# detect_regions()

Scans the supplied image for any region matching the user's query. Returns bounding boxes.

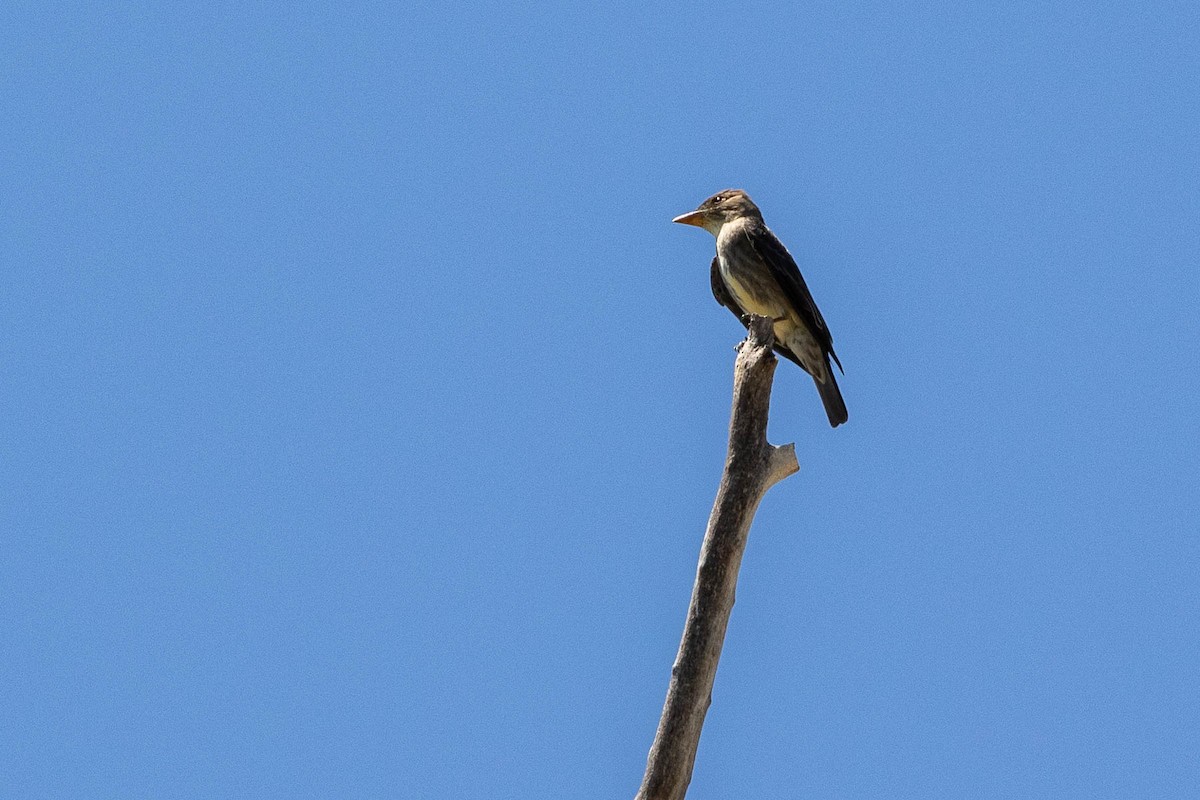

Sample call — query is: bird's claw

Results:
[738,313,787,325]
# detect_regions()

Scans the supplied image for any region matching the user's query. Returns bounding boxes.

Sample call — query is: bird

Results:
[673,189,848,427]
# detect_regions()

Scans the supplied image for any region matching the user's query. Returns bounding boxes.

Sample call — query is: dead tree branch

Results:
[635,315,800,800]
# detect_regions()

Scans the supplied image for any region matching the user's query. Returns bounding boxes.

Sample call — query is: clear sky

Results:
[4,2,1198,798]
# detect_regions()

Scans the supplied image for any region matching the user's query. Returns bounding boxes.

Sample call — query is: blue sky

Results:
[4,2,1198,797]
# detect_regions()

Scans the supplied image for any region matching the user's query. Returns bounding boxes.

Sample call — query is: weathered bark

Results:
[636,315,800,800]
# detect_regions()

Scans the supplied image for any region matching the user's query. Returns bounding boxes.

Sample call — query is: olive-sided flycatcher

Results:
[673,189,848,427]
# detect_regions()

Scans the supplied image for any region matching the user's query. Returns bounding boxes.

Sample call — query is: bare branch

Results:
[636,315,800,800]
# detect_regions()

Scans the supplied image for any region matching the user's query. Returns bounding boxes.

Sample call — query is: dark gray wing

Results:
[709,255,737,312]
[710,255,805,368]
[743,222,843,373]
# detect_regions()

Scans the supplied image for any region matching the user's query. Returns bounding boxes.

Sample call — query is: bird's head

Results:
[672,189,762,236]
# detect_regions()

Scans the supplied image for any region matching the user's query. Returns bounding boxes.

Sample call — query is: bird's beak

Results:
[672,209,707,227]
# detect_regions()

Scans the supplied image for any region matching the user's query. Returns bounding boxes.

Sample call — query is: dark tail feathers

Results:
[814,367,848,428]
